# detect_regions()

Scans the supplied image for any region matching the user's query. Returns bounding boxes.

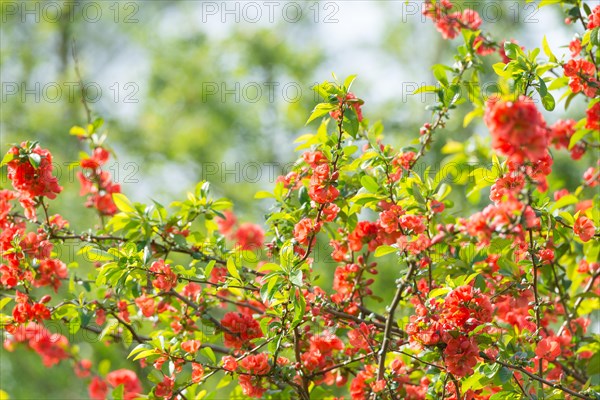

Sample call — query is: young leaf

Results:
[112,193,136,214]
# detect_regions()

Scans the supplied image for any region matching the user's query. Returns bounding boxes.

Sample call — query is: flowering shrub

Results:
[1,1,599,399]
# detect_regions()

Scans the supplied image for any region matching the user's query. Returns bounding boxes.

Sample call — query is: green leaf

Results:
[28,153,41,168]
[257,262,281,272]
[489,392,520,400]
[497,367,512,383]
[128,343,152,359]
[0,297,12,311]
[568,129,590,150]
[537,77,548,97]
[255,191,274,199]
[344,74,357,91]
[202,347,216,364]
[199,260,213,281]
[374,245,397,258]
[69,126,88,137]
[550,194,579,212]
[292,290,306,328]
[591,27,600,47]
[503,42,521,60]
[133,349,159,361]
[343,108,359,137]
[360,175,379,193]
[541,93,555,111]
[112,193,136,214]
[413,85,438,94]
[290,269,303,287]
[432,64,449,86]
[112,384,124,400]
[463,108,483,127]
[226,257,241,281]
[0,153,16,167]
[428,287,451,298]
[542,35,556,62]
[492,62,512,78]
[306,103,336,125]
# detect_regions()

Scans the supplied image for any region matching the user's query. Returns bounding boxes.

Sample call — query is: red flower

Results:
[378,205,405,233]
[239,353,271,398]
[234,223,265,251]
[474,35,496,56]
[192,362,204,383]
[444,337,479,377]
[34,259,68,292]
[221,312,263,349]
[308,183,339,204]
[539,248,554,264]
[88,377,108,400]
[348,323,373,350]
[588,5,600,29]
[6,143,62,200]
[294,218,321,246]
[586,102,600,131]
[154,375,174,399]
[216,210,237,236]
[484,96,549,164]
[135,294,156,317]
[222,355,238,371]
[181,339,202,353]
[149,259,178,291]
[81,147,110,169]
[105,369,142,400]
[399,215,426,235]
[348,221,380,252]
[574,216,595,242]
[74,359,92,378]
[549,119,576,150]
[95,309,106,326]
[569,39,582,57]
[564,59,598,98]
[302,151,327,168]
[536,337,561,361]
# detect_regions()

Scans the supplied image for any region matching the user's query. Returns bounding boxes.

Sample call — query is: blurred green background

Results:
[0,0,594,398]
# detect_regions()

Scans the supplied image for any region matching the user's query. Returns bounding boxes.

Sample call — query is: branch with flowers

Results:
[1,1,599,399]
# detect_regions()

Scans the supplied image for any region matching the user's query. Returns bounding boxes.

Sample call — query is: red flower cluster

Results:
[564,59,598,98]
[5,143,62,220]
[234,223,265,251]
[301,331,344,384]
[549,119,586,160]
[149,259,178,291]
[406,285,492,377]
[588,5,600,29]
[238,353,271,398]
[423,0,482,40]
[11,291,51,324]
[89,369,142,400]
[390,151,416,181]
[574,216,595,242]
[350,359,426,400]
[484,96,549,164]
[78,146,121,216]
[215,211,265,251]
[330,92,364,122]
[6,143,62,200]
[34,259,68,292]
[220,312,263,348]
[294,217,322,246]
[586,102,600,131]
[4,323,69,367]
[303,150,339,204]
